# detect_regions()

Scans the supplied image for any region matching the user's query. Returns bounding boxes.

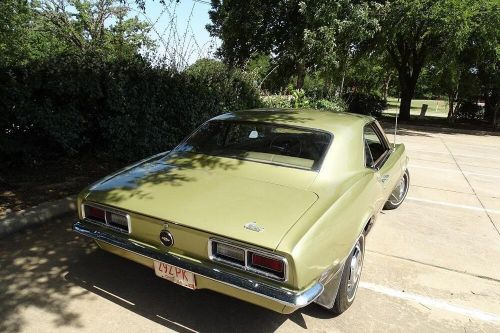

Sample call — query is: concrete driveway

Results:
[1,127,500,332]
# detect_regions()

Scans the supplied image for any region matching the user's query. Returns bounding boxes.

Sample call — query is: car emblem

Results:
[244,222,264,232]
[159,230,174,246]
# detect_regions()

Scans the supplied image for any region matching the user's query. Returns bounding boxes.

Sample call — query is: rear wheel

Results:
[330,234,365,315]
[383,169,410,210]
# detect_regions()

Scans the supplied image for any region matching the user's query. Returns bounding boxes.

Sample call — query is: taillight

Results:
[209,239,287,281]
[82,204,130,233]
[85,206,105,222]
[250,253,284,273]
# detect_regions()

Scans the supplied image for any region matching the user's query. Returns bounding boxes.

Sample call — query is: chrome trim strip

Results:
[73,220,323,308]
[208,237,289,282]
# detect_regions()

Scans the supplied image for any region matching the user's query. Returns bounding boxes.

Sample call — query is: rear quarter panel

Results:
[276,169,380,289]
[276,121,408,290]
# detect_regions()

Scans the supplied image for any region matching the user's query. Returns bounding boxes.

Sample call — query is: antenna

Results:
[393,107,399,150]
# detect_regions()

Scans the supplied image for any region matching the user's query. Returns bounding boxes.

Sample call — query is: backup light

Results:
[216,243,245,265]
[108,212,128,229]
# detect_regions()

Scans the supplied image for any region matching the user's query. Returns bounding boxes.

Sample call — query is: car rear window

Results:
[173,120,332,170]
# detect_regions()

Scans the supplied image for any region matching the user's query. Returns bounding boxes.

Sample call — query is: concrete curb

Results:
[0,196,77,237]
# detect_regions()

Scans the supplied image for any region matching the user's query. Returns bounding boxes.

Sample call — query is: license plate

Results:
[153,261,196,290]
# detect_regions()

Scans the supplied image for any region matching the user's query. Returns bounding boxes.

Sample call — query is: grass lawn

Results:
[385,97,449,118]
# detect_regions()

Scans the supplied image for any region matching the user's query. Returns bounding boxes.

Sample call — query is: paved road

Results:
[1,127,500,332]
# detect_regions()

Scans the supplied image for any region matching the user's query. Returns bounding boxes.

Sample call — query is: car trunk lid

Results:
[84,154,319,250]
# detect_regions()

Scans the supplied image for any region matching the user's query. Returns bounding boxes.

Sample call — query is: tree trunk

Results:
[383,72,392,102]
[398,75,416,121]
[399,90,412,120]
[484,90,498,127]
[296,63,305,90]
[323,77,332,98]
[447,94,454,120]
[339,72,345,96]
[395,59,422,121]
[494,104,498,129]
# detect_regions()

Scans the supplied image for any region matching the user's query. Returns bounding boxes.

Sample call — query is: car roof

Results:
[212,109,374,134]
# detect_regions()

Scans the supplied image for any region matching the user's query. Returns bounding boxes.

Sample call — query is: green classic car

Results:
[73,109,409,314]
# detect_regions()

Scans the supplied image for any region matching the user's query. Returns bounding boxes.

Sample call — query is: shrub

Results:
[261,95,293,108]
[342,92,387,117]
[261,94,346,113]
[0,57,261,163]
[101,59,260,160]
[454,101,484,121]
[291,89,310,108]
[312,98,347,112]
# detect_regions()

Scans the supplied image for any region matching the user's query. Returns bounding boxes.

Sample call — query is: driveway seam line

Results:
[411,184,496,197]
[410,148,500,160]
[406,197,500,214]
[411,164,500,179]
[440,138,500,236]
[367,250,500,284]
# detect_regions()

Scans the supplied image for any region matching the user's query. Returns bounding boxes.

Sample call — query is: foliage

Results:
[379,0,475,120]
[246,54,272,86]
[207,0,378,90]
[419,0,499,123]
[291,89,310,108]
[311,98,347,112]
[261,95,293,109]
[186,59,260,112]
[1,56,260,162]
[261,92,346,112]
[301,0,381,94]
[208,0,497,124]
[0,0,31,67]
[343,92,386,117]
[34,0,155,60]
[2,0,500,170]
[0,1,260,164]
[454,102,484,121]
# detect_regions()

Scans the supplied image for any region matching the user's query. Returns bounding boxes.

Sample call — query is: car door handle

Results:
[378,174,390,184]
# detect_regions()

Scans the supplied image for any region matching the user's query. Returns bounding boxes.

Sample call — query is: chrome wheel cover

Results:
[388,173,408,206]
[346,240,364,302]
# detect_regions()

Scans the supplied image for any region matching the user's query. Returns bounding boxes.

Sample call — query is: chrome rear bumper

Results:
[73,220,323,309]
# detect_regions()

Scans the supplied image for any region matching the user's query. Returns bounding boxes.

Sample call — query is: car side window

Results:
[364,124,387,168]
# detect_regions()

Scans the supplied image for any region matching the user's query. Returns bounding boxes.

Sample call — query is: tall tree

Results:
[379,0,473,120]
[0,0,33,67]
[207,0,310,89]
[301,0,380,95]
[471,0,499,126]
[413,0,499,125]
[207,0,377,91]
[35,0,153,59]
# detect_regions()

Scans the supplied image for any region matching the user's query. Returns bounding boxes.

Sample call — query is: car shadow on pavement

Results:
[0,217,335,332]
[64,248,329,332]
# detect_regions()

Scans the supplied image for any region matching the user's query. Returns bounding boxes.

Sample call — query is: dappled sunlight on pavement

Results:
[0,216,97,333]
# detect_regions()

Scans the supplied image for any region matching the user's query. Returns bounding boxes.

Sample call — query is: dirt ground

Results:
[0,156,125,217]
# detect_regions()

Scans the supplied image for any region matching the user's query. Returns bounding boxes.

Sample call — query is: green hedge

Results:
[0,57,260,163]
